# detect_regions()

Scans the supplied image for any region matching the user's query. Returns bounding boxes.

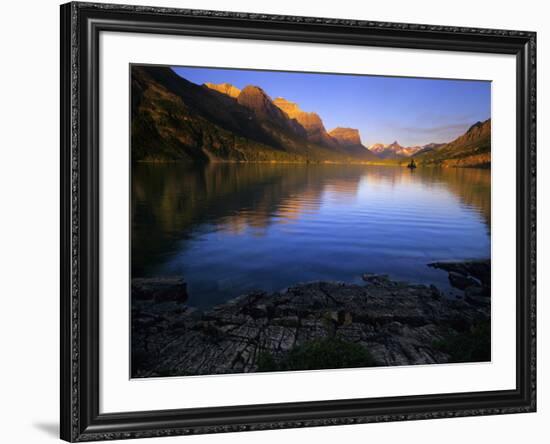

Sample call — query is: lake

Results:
[132,163,490,310]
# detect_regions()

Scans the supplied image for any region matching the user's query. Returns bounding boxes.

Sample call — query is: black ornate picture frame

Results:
[60,2,536,441]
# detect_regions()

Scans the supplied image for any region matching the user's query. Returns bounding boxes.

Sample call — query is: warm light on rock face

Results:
[237,86,307,138]
[204,82,241,98]
[273,97,339,148]
[133,66,490,167]
[272,97,301,117]
[329,127,362,146]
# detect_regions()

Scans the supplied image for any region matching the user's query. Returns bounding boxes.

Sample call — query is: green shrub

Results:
[433,320,491,363]
[257,337,377,372]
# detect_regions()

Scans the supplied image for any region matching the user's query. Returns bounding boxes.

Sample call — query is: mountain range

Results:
[369,141,427,159]
[131,65,490,168]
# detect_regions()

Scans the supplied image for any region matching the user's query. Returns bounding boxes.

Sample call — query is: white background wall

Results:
[0,0,547,443]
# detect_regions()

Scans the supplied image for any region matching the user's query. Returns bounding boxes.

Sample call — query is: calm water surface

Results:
[132,164,490,310]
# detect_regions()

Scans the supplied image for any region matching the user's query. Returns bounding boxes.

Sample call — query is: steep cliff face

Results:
[415,119,491,168]
[328,127,378,160]
[271,97,301,116]
[131,67,306,162]
[131,65,490,167]
[131,66,345,163]
[237,86,284,121]
[329,127,362,146]
[204,82,241,98]
[273,97,339,148]
[237,87,307,139]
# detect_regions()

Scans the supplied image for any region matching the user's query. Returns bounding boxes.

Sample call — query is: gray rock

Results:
[132,277,188,303]
[429,260,490,288]
[276,315,300,328]
[429,284,442,299]
[362,273,390,286]
[447,271,480,290]
[132,264,490,377]
[465,286,490,307]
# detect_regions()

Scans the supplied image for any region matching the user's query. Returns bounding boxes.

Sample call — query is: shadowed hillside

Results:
[131,65,490,168]
[132,66,376,163]
[414,119,491,168]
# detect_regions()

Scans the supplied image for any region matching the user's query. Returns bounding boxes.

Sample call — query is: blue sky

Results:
[172,66,491,147]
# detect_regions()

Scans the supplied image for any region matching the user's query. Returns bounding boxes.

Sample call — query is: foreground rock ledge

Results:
[132,262,490,377]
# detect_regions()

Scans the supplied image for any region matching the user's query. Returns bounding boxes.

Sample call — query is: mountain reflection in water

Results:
[132,163,490,309]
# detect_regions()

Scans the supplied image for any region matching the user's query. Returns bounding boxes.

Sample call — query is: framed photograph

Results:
[60,2,536,441]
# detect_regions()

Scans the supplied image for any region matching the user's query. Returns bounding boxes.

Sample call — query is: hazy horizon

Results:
[171,65,491,148]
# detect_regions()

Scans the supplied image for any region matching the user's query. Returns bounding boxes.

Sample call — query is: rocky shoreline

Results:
[131,260,490,378]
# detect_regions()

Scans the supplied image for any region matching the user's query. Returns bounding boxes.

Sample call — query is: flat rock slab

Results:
[131,265,490,378]
[429,260,490,289]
